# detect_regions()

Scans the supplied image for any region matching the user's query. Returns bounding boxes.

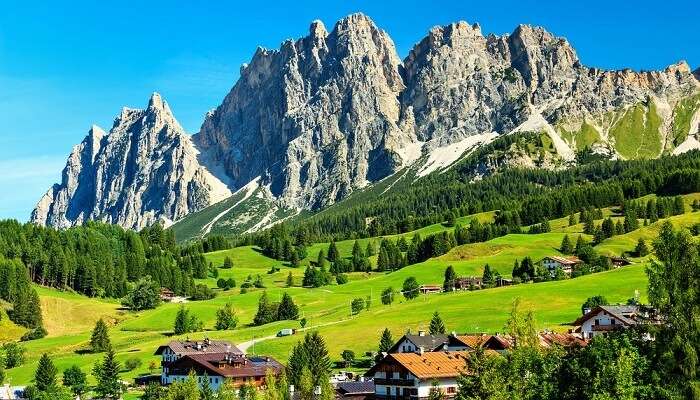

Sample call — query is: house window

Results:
[611,319,616,325]
[447,387,456,394]
[594,319,599,326]
[386,387,391,396]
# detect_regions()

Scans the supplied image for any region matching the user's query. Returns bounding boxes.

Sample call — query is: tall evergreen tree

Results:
[327,241,339,263]
[277,293,299,320]
[90,318,111,353]
[253,291,276,326]
[92,346,122,399]
[429,311,446,335]
[34,353,57,391]
[443,265,456,292]
[379,328,394,353]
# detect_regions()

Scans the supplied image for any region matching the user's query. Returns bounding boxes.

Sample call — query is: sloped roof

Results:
[454,334,491,348]
[337,381,375,395]
[154,340,242,356]
[542,255,582,265]
[388,334,449,353]
[386,351,470,379]
[572,305,640,326]
[168,353,283,378]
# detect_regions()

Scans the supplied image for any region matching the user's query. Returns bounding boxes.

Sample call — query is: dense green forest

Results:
[250,148,700,266]
[0,220,232,337]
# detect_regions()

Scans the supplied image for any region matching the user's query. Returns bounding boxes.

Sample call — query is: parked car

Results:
[277,328,296,337]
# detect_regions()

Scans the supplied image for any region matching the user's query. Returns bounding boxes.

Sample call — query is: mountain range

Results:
[32,13,700,237]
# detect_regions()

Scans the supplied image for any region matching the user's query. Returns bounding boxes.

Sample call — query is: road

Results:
[237,318,347,354]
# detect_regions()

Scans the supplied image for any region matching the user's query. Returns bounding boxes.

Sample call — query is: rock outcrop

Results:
[31,94,231,229]
[33,14,700,231]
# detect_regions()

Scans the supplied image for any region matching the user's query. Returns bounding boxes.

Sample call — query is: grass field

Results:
[4,197,700,391]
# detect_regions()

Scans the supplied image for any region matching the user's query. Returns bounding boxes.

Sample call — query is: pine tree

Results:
[303,332,331,386]
[286,272,294,287]
[365,242,375,257]
[286,341,308,388]
[90,318,111,353]
[482,264,494,285]
[316,249,327,269]
[93,346,122,399]
[290,250,300,268]
[298,367,314,400]
[443,265,456,292]
[568,213,577,226]
[327,241,339,263]
[560,235,573,254]
[378,328,394,353]
[34,353,57,391]
[429,311,446,335]
[253,291,276,326]
[277,293,299,320]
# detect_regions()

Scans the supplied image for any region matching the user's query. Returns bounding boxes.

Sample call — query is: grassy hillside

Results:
[4,196,700,390]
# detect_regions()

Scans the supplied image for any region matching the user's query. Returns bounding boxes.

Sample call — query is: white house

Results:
[573,305,653,339]
[388,331,470,354]
[540,256,582,276]
[366,351,470,399]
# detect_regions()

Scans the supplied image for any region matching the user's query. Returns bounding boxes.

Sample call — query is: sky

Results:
[1,0,698,221]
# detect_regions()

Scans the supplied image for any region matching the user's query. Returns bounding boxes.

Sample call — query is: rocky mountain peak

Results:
[309,19,328,38]
[31,94,232,230]
[35,14,700,235]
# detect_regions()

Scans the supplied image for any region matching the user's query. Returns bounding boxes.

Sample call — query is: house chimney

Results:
[418,347,424,355]
[583,307,591,315]
[418,330,426,337]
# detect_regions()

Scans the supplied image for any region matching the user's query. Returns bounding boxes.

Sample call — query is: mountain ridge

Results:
[32,13,700,233]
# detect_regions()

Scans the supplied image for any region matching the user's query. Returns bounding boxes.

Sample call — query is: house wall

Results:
[395,339,418,353]
[164,374,225,390]
[580,310,624,339]
[373,376,458,399]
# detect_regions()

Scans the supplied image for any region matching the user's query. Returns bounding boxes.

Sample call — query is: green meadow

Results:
[4,196,699,391]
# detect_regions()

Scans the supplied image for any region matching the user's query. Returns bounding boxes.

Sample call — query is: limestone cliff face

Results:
[195,14,411,210]
[33,14,700,231]
[31,94,231,229]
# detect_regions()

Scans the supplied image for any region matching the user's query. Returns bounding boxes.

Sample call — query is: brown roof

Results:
[538,333,588,348]
[387,351,470,379]
[154,339,242,356]
[454,334,491,348]
[168,353,283,378]
[543,256,582,265]
[457,333,585,350]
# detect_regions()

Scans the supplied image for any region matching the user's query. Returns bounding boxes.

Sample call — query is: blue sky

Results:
[1,0,698,221]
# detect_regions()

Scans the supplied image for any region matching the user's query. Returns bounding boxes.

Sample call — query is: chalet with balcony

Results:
[162,352,283,390]
[155,339,283,389]
[572,305,658,339]
[366,351,470,399]
[540,256,582,276]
